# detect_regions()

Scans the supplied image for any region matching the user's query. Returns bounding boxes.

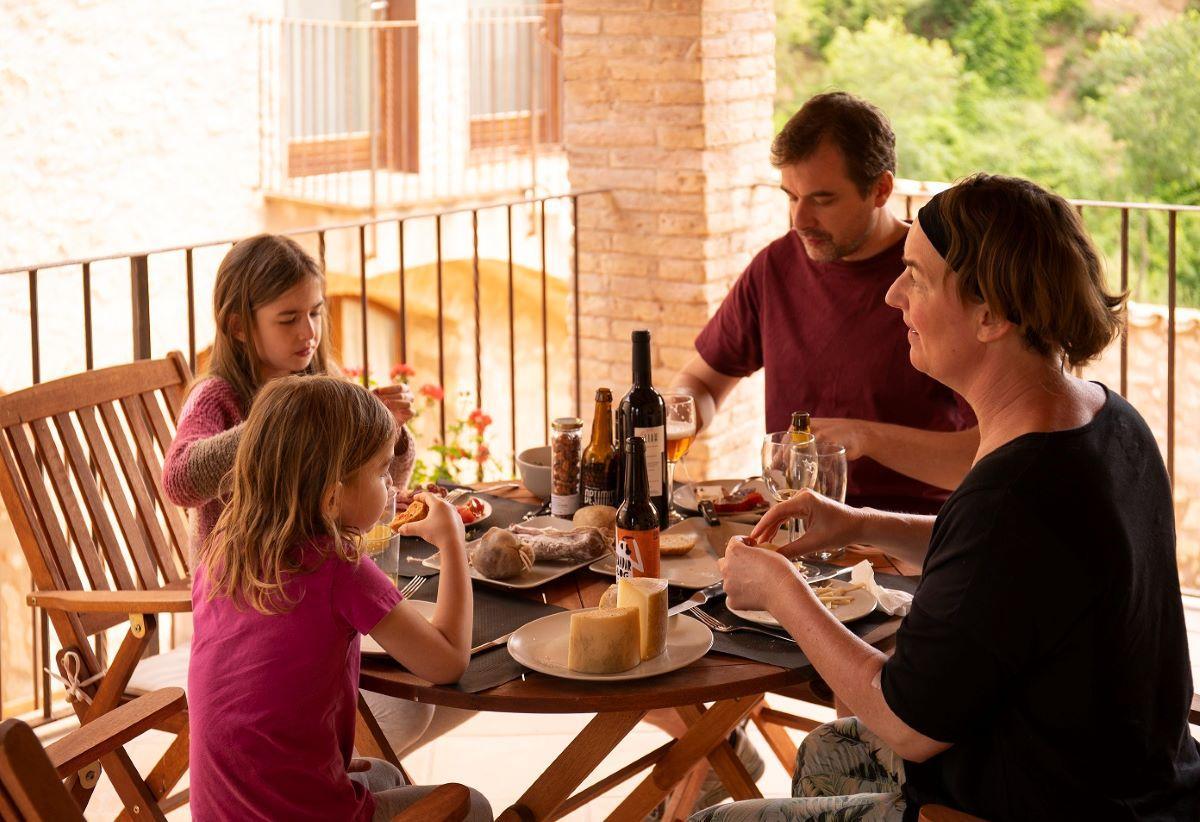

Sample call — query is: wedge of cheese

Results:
[598,583,619,610]
[567,607,641,674]
[616,577,669,661]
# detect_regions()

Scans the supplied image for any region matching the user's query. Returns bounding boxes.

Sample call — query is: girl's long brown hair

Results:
[203,234,337,412]
[201,375,396,614]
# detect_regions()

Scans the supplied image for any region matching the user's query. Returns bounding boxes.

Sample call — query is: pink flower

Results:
[419,384,444,401]
[390,362,416,381]
[343,366,363,379]
[474,444,490,464]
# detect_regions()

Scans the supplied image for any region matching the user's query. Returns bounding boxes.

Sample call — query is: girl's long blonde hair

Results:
[203,234,337,412]
[201,375,396,614]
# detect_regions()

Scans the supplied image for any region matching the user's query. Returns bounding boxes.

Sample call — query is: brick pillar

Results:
[563,0,782,479]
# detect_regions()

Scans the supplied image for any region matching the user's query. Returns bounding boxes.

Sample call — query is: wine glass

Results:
[662,392,697,524]
[806,442,848,561]
[761,431,818,545]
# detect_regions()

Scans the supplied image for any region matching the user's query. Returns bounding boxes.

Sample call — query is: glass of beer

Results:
[761,431,818,545]
[663,392,697,523]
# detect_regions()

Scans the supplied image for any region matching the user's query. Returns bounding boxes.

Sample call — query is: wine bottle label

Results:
[615,527,660,579]
[551,492,581,517]
[634,425,665,497]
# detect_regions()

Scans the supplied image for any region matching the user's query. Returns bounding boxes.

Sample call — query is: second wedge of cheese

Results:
[567,607,641,674]
[617,577,669,661]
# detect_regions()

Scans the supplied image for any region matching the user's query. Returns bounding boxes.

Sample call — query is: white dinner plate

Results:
[424,516,605,590]
[507,608,713,682]
[588,518,753,589]
[673,478,770,519]
[728,579,877,626]
[362,599,435,656]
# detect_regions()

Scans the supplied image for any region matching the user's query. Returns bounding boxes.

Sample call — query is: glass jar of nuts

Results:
[550,417,583,517]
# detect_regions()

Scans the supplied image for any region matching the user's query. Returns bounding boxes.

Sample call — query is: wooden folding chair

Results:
[0,353,195,817]
[0,686,471,822]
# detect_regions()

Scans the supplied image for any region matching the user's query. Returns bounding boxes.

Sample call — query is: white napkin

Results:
[849,560,913,617]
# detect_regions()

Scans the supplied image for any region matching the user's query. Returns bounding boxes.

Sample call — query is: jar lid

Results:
[552,417,583,431]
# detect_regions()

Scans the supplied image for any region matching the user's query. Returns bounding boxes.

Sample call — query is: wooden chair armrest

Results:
[45,687,187,776]
[27,587,192,614]
[918,805,987,822]
[391,783,471,822]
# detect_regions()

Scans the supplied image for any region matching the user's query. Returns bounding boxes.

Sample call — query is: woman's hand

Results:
[809,417,873,461]
[373,383,415,429]
[719,537,802,612]
[396,493,465,550]
[750,489,864,559]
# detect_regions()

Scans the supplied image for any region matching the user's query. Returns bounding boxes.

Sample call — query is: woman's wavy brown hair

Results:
[203,234,337,413]
[201,375,396,614]
[936,174,1126,367]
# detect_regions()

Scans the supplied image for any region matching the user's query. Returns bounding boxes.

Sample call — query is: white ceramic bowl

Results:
[517,445,552,501]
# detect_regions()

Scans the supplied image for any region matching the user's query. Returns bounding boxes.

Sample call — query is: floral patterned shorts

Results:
[689,717,907,822]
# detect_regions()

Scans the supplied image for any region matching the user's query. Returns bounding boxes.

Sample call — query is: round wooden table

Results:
[357,485,905,821]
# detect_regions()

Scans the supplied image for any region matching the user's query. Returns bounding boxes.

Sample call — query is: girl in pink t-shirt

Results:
[188,375,491,821]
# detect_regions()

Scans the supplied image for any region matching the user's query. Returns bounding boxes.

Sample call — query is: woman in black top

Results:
[696,174,1200,821]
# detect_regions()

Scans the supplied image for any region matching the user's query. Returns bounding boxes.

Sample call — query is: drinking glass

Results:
[805,442,848,561]
[761,431,818,545]
[367,486,401,586]
[663,392,697,524]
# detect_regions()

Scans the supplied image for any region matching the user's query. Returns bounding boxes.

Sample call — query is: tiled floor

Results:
[36,598,1200,820]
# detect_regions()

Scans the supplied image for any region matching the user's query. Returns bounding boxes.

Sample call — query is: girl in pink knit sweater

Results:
[163,234,469,758]
[163,233,416,549]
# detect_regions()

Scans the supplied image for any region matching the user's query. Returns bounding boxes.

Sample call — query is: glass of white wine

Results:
[663,392,697,524]
[806,441,848,561]
[761,431,818,546]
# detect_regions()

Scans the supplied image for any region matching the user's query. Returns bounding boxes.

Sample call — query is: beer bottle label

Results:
[551,492,581,518]
[582,487,617,507]
[615,527,660,579]
[634,426,664,497]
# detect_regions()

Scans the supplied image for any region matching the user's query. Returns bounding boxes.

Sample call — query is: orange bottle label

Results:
[615,528,660,579]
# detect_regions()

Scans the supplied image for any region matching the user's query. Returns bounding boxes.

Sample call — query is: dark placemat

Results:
[395,572,564,693]
[391,490,543,578]
[696,573,920,669]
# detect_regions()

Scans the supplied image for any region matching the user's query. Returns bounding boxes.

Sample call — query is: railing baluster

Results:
[1119,209,1129,398]
[185,249,196,374]
[436,215,447,445]
[318,229,326,272]
[1167,210,1177,487]
[508,205,517,476]
[359,225,370,387]
[541,199,549,443]
[572,194,581,418]
[130,255,151,361]
[82,263,94,371]
[473,209,482,411]
[398,220,407,364]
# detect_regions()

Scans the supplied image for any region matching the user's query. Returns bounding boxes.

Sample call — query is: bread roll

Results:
[389,498,429,531]
[470,528,535,580]
[573,505,617,534]
[659,533,698,556]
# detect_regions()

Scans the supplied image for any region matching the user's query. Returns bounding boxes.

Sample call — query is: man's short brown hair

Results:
[771,92,896,196]
[933,174,1126,367]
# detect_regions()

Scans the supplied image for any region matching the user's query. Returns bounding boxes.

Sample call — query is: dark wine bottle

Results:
[616,329,668,527]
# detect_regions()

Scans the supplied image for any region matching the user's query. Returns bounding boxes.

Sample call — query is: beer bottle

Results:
[581,388,620,507]
[788,411,811,443]
[615,436,660,579]
[616,329,668,527]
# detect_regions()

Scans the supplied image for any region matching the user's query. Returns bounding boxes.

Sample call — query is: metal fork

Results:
[399,575,427,599]
[688,608,795,643]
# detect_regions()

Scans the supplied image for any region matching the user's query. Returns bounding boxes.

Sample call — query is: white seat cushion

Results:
[125,643,190,695]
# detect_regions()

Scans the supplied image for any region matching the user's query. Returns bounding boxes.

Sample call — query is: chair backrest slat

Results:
[111,398,184,584]
[0,433,60,590]
[27,419,111,591]
[53,412,145,590]
[74,406,157,588]
[0,719,85,821]
[4,425,82,593]
[134,393,190,565]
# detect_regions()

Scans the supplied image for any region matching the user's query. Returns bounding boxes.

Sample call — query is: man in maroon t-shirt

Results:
[672,93,978,515]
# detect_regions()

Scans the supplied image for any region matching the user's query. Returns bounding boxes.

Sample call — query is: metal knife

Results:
[667,581,725,616]
[697,499,720,527]
[470,631,514,656]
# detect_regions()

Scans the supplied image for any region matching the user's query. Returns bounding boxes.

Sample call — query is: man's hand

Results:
[810,417,874,461]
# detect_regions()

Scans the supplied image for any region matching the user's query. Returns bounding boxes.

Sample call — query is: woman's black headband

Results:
[916,191,951,260]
